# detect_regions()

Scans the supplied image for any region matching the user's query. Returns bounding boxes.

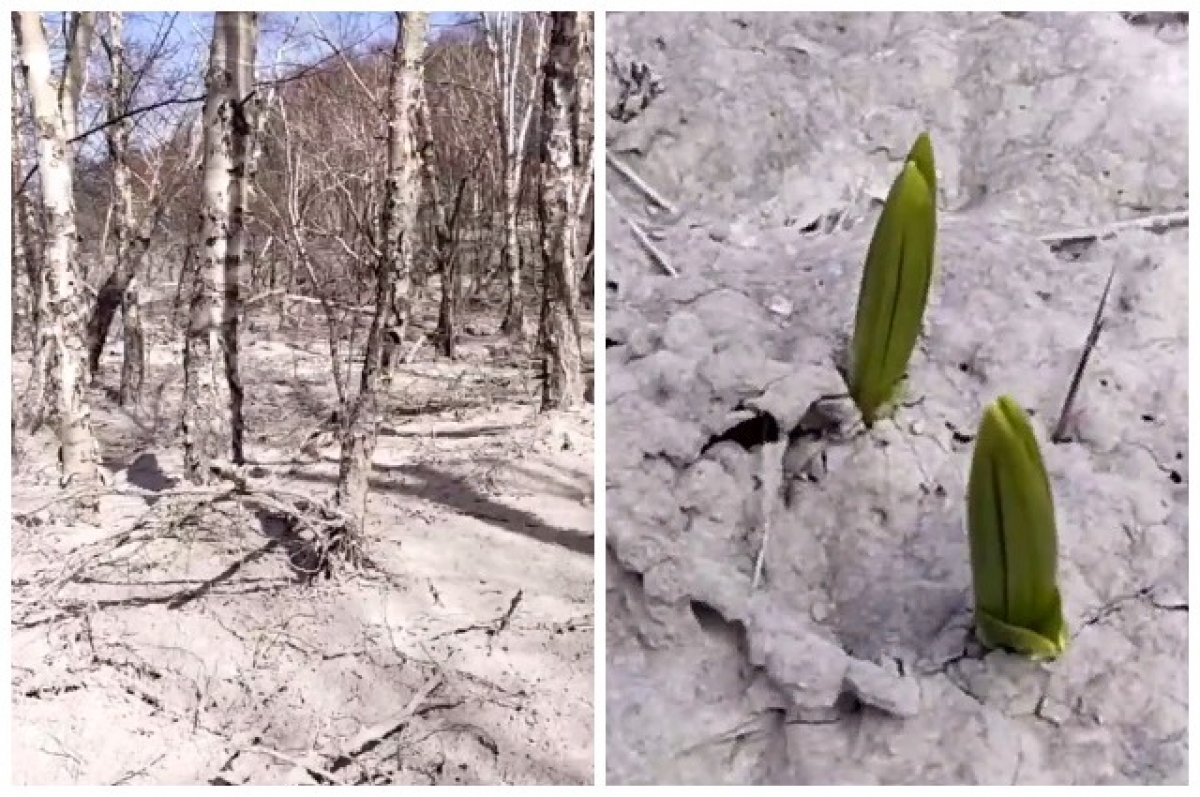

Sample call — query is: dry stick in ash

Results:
[606,151,679,216]
[752,439,786,591]
[1052,262,1117,443]
[1039,210,1188,248]
[608,192,677,277]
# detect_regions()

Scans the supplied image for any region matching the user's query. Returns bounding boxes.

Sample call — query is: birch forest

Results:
[10,11,594,785]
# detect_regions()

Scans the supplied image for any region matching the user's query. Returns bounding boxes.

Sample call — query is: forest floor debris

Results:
[11,289,595,785]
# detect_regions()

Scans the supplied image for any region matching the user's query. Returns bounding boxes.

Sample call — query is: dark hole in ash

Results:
[690,599,725,631]
[701,410,781,454]
[689,599,751,662]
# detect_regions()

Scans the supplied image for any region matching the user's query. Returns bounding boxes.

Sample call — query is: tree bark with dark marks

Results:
[538,12,585,411]
[222,12,259,465]
[572,12,595,303]
[13,11,101,487]
[334,12,428,537]
[183,11,256,482]
[11,71,35,354]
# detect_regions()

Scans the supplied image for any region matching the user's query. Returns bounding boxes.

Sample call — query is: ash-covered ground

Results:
[605,11,1187,785]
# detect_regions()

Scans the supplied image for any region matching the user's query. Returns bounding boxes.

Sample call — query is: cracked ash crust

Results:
[605,216,1187,783]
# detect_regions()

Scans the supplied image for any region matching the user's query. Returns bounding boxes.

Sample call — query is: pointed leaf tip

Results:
[905,131,936,201]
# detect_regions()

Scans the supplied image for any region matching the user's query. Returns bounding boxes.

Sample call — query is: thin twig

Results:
[341,672,445,760]
[244,288,285,307]
[1039,210,1188,246]
[608,192,677,277]
[753,440,785,591]
[403,334,426,364]
[752,504,770,591]
[606,151,679,215]
[1052,263,1117,443]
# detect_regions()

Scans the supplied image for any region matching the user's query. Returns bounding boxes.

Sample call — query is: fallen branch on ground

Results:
[607,151,679,215]
[17,463,363,611]
[1039,210,1187,247]
[608,191,678,277]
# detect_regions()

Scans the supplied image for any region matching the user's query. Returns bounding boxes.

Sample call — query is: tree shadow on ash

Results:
[289,464,594,557]
[118,528,301,611]
[122,452,178,493]
[501,462,592,503]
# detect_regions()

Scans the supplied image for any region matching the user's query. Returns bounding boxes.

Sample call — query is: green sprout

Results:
[847,132,937,426]
[966,395,1068,660]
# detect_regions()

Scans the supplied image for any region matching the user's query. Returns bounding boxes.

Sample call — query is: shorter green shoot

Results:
[966,395,1068,660]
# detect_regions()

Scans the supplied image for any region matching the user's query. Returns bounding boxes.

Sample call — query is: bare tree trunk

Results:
[16,13,90,430]
[335,11,428,536]
[14,11,100,486]
[484,12,547,338]
[58,12,95,145]
[499,159,524,335]
[538,12,584,411]
[87,206,162,375]
[77,11,122,375]
[20,168,51,424]
[417,89,468,359]
[183,12,239,483]
[89,101,193,379]
[11,73,32,352]
[434,176,469,359]
[90,12,146,406]
[572,14,595,304]
[222,11,259,464]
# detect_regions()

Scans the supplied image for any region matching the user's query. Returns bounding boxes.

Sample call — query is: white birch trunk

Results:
[222,11,259,464]
[335,12,428,535]
[14,11,100,486]
[11,72,32,351]
[484,12,548,338]
[572,14,594,281]
[182,11,238,482]
[58,12,94,147]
